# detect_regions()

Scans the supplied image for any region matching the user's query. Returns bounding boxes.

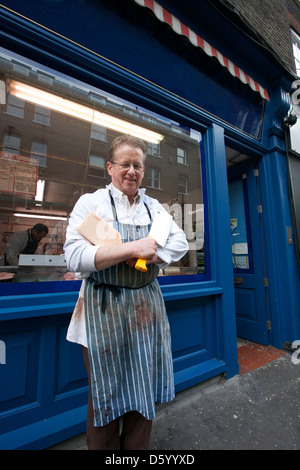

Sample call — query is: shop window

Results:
[13,62,30,77]
[2,132,21,154]
[5,94,24,119]
[88,154,106,179]
[34,105,50,126]
[147,142,160,157]
[291,29,300,77]
[91,123,107,142]
[177,147,186,165]
[31,140,47,168]
[178,175,188,195]
[0,47,208,286]
[146,167,161,189]
[89,154,105,168]
[228,175,253,272]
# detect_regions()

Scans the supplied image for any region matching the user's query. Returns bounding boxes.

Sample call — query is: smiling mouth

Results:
[124,178,136,183]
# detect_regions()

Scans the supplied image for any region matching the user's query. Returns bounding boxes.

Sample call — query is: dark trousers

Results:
[82,346,153,450]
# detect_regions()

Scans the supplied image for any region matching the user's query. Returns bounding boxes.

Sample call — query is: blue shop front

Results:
[0,0,299,449]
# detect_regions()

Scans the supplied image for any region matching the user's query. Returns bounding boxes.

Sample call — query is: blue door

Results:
[228,160,269,345]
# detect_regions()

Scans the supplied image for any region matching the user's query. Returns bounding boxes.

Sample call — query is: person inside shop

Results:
[64,134,189,450]
[4,223,49,266]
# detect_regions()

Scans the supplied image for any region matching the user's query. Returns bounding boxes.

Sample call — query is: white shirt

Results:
[64,183,189,273]
[64,183,189,346]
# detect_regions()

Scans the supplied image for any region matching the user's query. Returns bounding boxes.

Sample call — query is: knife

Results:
[135,210,172,272]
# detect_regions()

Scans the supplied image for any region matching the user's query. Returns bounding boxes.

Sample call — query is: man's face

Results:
[32,230,47,242]
[107,144,145,201]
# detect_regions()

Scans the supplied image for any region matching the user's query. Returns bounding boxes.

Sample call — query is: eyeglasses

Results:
[110,162,144,172]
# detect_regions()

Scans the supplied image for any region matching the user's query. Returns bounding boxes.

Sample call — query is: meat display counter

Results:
[0,254,68,282]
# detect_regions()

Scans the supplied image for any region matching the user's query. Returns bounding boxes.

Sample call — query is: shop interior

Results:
[0,48,206,283]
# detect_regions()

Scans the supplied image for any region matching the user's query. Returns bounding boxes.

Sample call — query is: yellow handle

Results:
[135,258,148,272]
[135,235,153,272]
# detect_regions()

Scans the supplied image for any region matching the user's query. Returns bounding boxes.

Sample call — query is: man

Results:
[64,134,188,450]
[4,223,48,266]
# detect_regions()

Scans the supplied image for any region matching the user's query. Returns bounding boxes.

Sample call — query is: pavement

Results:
[49,348,300,451]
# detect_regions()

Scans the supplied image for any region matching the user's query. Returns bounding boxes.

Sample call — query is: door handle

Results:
[234,277,244,284]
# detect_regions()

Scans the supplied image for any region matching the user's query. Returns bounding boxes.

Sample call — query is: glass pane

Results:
[0,47,206,283]
[228,176,250,270]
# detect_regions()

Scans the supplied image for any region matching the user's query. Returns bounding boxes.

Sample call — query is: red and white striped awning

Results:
[134,0,270,101]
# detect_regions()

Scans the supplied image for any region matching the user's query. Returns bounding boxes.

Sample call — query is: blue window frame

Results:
[0,48,210,296]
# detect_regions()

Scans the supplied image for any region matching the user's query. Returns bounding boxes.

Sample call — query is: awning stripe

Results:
[134,0,270,101]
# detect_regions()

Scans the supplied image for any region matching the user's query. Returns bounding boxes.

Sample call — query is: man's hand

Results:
[95,237,157,271]
[130,237,158,260]
[126,238,163,268]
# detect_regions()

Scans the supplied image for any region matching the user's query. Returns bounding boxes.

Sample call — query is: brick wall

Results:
[219,0,298,75]
[288,0,300,35]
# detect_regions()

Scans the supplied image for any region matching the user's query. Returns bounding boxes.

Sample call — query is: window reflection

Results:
[0,48,206,282]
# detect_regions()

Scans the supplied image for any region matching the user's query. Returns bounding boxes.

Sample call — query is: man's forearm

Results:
[94,237,157,271]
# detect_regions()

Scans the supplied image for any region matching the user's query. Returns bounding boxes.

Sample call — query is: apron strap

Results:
[144,201,152,222]
[109,190,119,222]
[21,229,39,254]
[93,279,156,311]
[94,282,121,313]
[109,190,152,223]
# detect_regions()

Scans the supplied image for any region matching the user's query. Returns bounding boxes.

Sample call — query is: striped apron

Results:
[84,195,175,427]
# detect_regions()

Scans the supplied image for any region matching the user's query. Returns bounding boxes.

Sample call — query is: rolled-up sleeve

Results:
[64,189,189,273]
[156,223,189,267]
[148,200,189,268]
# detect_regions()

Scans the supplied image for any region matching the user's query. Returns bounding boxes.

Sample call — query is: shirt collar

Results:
[107,182,146,204]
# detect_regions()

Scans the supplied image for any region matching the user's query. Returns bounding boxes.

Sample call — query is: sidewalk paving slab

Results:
[49,353,300,451]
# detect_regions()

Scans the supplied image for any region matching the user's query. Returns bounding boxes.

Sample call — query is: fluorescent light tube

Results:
[10,81,164,144]
[35,179,45,201]
[13,212,67,221]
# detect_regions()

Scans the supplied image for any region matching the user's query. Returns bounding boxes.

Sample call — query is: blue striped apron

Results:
[84,194,175,427]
